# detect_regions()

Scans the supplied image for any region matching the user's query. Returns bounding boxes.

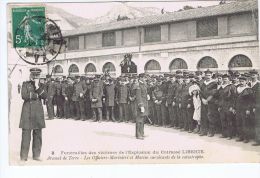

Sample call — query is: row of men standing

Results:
[42,69,260,145]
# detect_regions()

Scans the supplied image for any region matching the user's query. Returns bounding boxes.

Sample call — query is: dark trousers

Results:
[176,105,183,128]
[148,101,155,124]
[200,104,208,134]
[46,96,54,119]
[186,108,194,131]
[161,104,168,126]
[130,101,137,122]
[85,99,92,119]
[182,107,189,130]
[219,109,234,137]
[105,106,115,121]
[155,104,162,125]
[56,95,64,118]
[93,107,103,121]
[63,99,71,119]
[71,101,80,119]
[207,103,218,135]
[172,106,178,127]
[136,116,144,138]
[236,110,251,140]
[79,99,86,120]
[168,104,175,127]
[119,103,128,122]
[20,129,42,160]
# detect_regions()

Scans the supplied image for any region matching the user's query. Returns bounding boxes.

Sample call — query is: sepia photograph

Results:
[6,0,260,166]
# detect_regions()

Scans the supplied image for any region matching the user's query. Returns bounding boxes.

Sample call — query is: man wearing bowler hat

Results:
[19,68,47,161]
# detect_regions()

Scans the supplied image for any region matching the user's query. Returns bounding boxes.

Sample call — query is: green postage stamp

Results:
[12,6,46,48]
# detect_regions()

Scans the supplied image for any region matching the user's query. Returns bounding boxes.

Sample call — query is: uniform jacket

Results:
[136,81,148,116]
[129,83,137,102]
[19,81,46,129]
[200,80,218,104]
[175,81,183,104]
[152,86,163,104]
[235,86,254,111]
[116,82,128,104]
[90,80,103,108]
[55,82,62,96]
[181,82,193,108]
[217,83,237,110]
[166,82,176,104]
[46,81,56,97]
[104,81,115,107]
[62,83,74,100]
[250,81,260,108]
[72,80,85,101]
[161,81,169,104]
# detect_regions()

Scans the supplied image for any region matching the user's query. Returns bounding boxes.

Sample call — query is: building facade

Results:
[48,0,259,77]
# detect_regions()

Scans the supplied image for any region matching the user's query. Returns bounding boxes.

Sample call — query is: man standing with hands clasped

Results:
[19,68,47,162]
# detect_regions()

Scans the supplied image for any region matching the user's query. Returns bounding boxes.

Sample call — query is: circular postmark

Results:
[14,15,64,65]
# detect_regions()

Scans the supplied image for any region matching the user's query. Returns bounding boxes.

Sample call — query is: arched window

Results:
[169,58,188,70]
[54,65,63,74]
[102,62,116,73]
[68,64,79,73]
[144,60,161,72]
[85,63,96,73]
[228,55,252,68]
[197,56,218,69]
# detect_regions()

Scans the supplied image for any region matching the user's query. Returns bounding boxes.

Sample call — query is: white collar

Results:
[221,83,231,89]
[251,80,260,88]
[204,79,215,86]
[237,85,250,94]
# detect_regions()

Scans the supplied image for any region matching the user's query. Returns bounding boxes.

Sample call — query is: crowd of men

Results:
[35,69,260,145]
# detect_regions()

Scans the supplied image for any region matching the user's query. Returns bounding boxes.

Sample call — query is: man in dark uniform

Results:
[128,76,138,123]
[161,74,169,127]
[181,73,193,132]
[90,75,103,122]
[175,70,183,129]
[147,77,156,125]
[200,69,218,137]
[235,74,254,143]
[135,73,148,140]
[62,77,73,119]
[116,77,129,122]
[45,75,56,120]
[55,77,64,118]
[217,74,237,139]
[20,68,46,161]
[103,75,116,122]
[251,70,260,146]
[152,79,164,126]
[84,77,92,120]
[71,76,85,120]
[166,74,177,128]
[249,69,260,143]
[79,76,87,121]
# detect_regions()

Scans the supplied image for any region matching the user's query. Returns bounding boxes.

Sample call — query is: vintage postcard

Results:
[7,0,260,166]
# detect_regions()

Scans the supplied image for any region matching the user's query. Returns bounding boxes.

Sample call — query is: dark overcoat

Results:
[254,83,260,142]
[136,81,148,116]
[104,82,115,107]
[19,81,46,129]
[90,80,103,108]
